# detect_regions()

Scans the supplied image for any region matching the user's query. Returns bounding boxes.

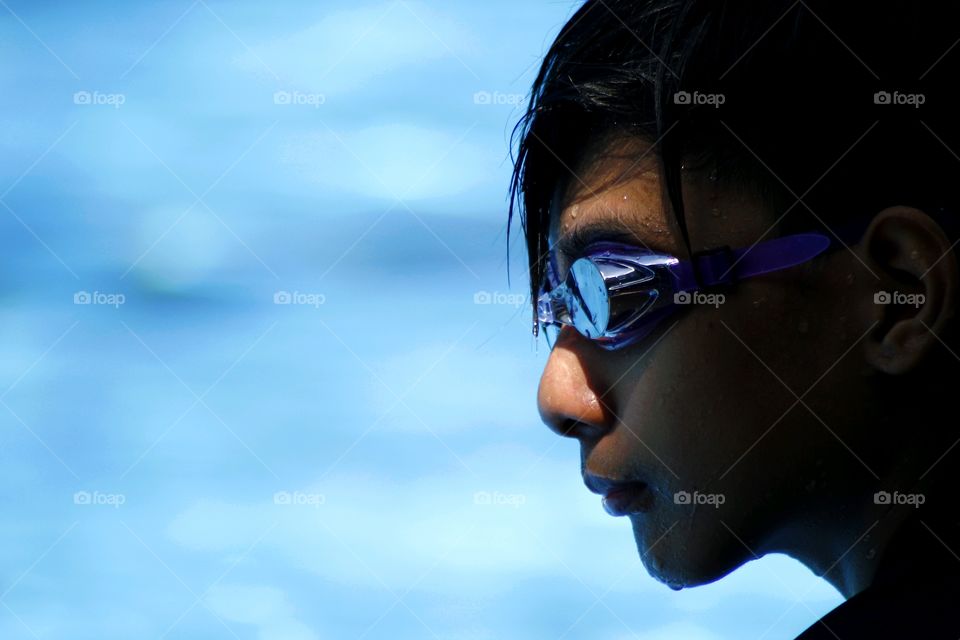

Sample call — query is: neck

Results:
[775,461,960,598]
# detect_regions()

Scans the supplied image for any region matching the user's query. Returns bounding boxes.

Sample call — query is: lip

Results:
[583,473,652,517]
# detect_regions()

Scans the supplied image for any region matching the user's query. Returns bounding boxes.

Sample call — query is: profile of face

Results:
[535,136,958,595]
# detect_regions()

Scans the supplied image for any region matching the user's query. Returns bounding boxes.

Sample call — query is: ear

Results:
[860,206,958,375]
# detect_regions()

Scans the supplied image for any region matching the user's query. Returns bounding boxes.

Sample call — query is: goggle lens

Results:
[567,258,611,339]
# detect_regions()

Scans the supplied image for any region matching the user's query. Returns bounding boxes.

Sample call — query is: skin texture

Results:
[536,136,959,596]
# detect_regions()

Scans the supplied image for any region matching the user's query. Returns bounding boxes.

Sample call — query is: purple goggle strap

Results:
[676,232,829,291]
[650,206,960,291]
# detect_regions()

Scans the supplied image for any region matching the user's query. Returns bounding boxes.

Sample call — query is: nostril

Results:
[539,383,613,440]
[559,419,606,441]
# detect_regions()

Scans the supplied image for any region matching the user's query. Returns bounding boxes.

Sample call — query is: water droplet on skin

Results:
[623,194,629,201]
[582,390,597,407]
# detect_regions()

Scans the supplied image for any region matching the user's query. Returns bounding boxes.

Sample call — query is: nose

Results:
[537,326,614,441]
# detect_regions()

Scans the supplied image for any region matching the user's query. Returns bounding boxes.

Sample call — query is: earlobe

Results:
[860,206,958,375]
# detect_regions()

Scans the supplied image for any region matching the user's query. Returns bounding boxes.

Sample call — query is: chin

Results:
[631,516,744,590]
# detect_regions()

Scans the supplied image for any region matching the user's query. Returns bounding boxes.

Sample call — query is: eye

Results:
[560,227,637,260]
[553,227,640,282]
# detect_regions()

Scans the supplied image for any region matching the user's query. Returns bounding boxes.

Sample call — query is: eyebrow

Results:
[554,219,670,259]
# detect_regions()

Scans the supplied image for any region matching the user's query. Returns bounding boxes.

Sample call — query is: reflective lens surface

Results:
[568,258,610,338]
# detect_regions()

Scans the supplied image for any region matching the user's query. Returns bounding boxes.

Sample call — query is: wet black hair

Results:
[509,0,960,329]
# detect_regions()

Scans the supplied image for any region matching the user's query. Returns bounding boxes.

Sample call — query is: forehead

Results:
[548,136,776,257]
[549,137,683,256]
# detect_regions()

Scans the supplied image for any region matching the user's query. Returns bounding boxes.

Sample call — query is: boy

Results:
[511,1,960,636]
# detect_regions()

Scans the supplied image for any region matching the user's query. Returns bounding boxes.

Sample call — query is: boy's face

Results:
[536,137,893,589]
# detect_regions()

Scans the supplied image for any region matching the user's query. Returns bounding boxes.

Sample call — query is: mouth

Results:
[583,472,652,517]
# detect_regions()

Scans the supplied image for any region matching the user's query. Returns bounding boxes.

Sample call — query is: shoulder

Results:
[795,575,960,639]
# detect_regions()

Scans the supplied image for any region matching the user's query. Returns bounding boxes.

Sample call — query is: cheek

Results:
[609,300,799,492]
[601,288,849,585]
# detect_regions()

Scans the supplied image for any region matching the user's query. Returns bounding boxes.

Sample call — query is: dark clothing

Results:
[795,571,960,638]
[796,512,960,639]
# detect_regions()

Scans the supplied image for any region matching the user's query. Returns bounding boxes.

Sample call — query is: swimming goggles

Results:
[536,232,836,350]
[535,207,960,351]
